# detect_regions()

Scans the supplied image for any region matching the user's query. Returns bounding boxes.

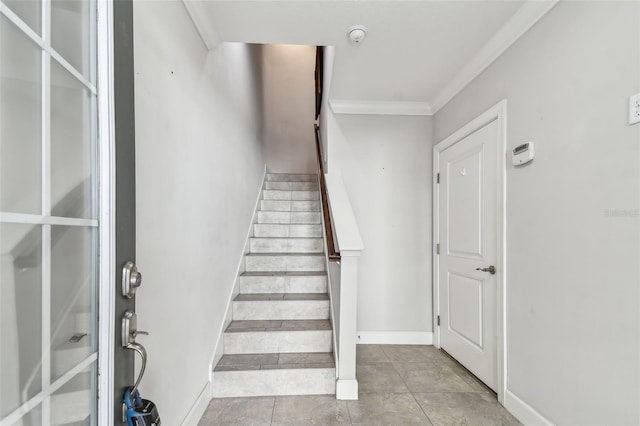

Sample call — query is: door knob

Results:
[476,265,496,275]
[122,261,142,299]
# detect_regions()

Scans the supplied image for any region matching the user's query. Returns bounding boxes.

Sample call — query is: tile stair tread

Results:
[245,253,324,257]
[234,293,329,301]
[258,210,319,216]
[254,222,322,225]
[257,210,321,213]
[226,319,331,333]
[215,352,334,371]
[256,222,322,225]
[262,191,320,194]
[266,174,317,181]
[240,271,326,277]
[249,237,324,240]
[247,250,324,255]
[257,209,321,213]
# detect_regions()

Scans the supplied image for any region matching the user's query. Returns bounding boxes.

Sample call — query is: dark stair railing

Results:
[315,124,340,262]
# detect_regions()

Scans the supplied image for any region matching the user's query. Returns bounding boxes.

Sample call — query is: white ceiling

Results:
[194,0,555,113]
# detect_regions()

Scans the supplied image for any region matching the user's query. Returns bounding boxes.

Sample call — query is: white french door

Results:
[0,0,106,424]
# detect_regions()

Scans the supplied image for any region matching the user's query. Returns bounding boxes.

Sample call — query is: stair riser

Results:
[250,238,324,254]
[211,368,335,398]
[233,300,329,320]
[257,211,321,224]
[254,224,322,238]
[266,174,317,182]
[265,181,318,191]
[224,330,332,354]
[263,190,319,201]
[239,275,327,294]
[245,255,325,272]
[260,200,320,212]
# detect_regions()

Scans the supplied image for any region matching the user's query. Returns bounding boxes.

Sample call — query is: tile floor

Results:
[199,345,521,425]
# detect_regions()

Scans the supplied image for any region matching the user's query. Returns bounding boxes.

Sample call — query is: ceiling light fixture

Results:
[348,25,367,44]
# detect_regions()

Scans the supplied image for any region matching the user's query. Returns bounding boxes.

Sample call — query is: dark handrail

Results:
[315,125,340,261]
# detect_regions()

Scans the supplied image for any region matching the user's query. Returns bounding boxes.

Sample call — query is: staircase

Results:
[211,173,335,398]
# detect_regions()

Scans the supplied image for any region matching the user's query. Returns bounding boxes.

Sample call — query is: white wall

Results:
[328,112,433,337]
[262,44,316,174]
[433,2,640,424]
[133,1,265,424]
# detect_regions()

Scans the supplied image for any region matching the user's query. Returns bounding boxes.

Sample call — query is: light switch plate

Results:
[630,93,640,125]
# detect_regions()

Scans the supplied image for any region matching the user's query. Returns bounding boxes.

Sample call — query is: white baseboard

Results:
[208,165,267,380]
[504,389,554,426]
[181,382,212,426]
[356,331,433,345]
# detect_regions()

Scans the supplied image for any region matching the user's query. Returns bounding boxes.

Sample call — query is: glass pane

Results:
[0,223,42,418]
[51,0,95,83]
[0,15,42,214]
[50,364,96,425]
[3,0,41,35]
[50,226,96,381]
[5,402,43,426]
[51,61,95,219]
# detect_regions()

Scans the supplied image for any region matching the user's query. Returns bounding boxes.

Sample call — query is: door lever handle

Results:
[476,265,496,275]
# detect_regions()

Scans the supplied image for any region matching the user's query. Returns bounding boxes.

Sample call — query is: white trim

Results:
[0,212,98,227]
[431,1,558,113]
[42,44,51,217]
[356,331,433,345]
[208,165,267,380]
[327,268,339,377]
[317,174,340,376]
[504,389,554,426]
[41,0,52,416]
[181,382,212,426]
[97,0,116,423]
[432,138,440,350]
[330,100,433,116]
[182,0,221,50]
[432,100,508,403]
[41,224,52,421]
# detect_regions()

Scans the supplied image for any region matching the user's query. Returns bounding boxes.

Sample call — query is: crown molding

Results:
[182,0,221,50]
[430,0,560,114]
[330,100,433,116]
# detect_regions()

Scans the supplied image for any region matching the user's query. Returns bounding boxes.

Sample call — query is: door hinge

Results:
[436,173,440,183]
[437,315,440,326]
[436,243,440,255]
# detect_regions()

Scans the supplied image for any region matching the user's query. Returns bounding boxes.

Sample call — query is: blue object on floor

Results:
[124,386,161,426]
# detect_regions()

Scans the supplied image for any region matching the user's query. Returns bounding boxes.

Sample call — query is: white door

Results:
[437,119,499,391]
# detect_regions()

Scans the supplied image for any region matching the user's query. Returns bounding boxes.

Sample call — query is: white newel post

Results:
[325,172,364,401]
[336,250,361,400]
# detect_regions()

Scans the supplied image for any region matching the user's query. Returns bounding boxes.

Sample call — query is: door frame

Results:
[97,0,116,423]
[432,100,507,403]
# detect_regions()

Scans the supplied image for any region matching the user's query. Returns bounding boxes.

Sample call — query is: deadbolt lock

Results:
[122,261,142,299]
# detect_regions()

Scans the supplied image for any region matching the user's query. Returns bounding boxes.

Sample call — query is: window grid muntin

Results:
[0,0,99,424]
